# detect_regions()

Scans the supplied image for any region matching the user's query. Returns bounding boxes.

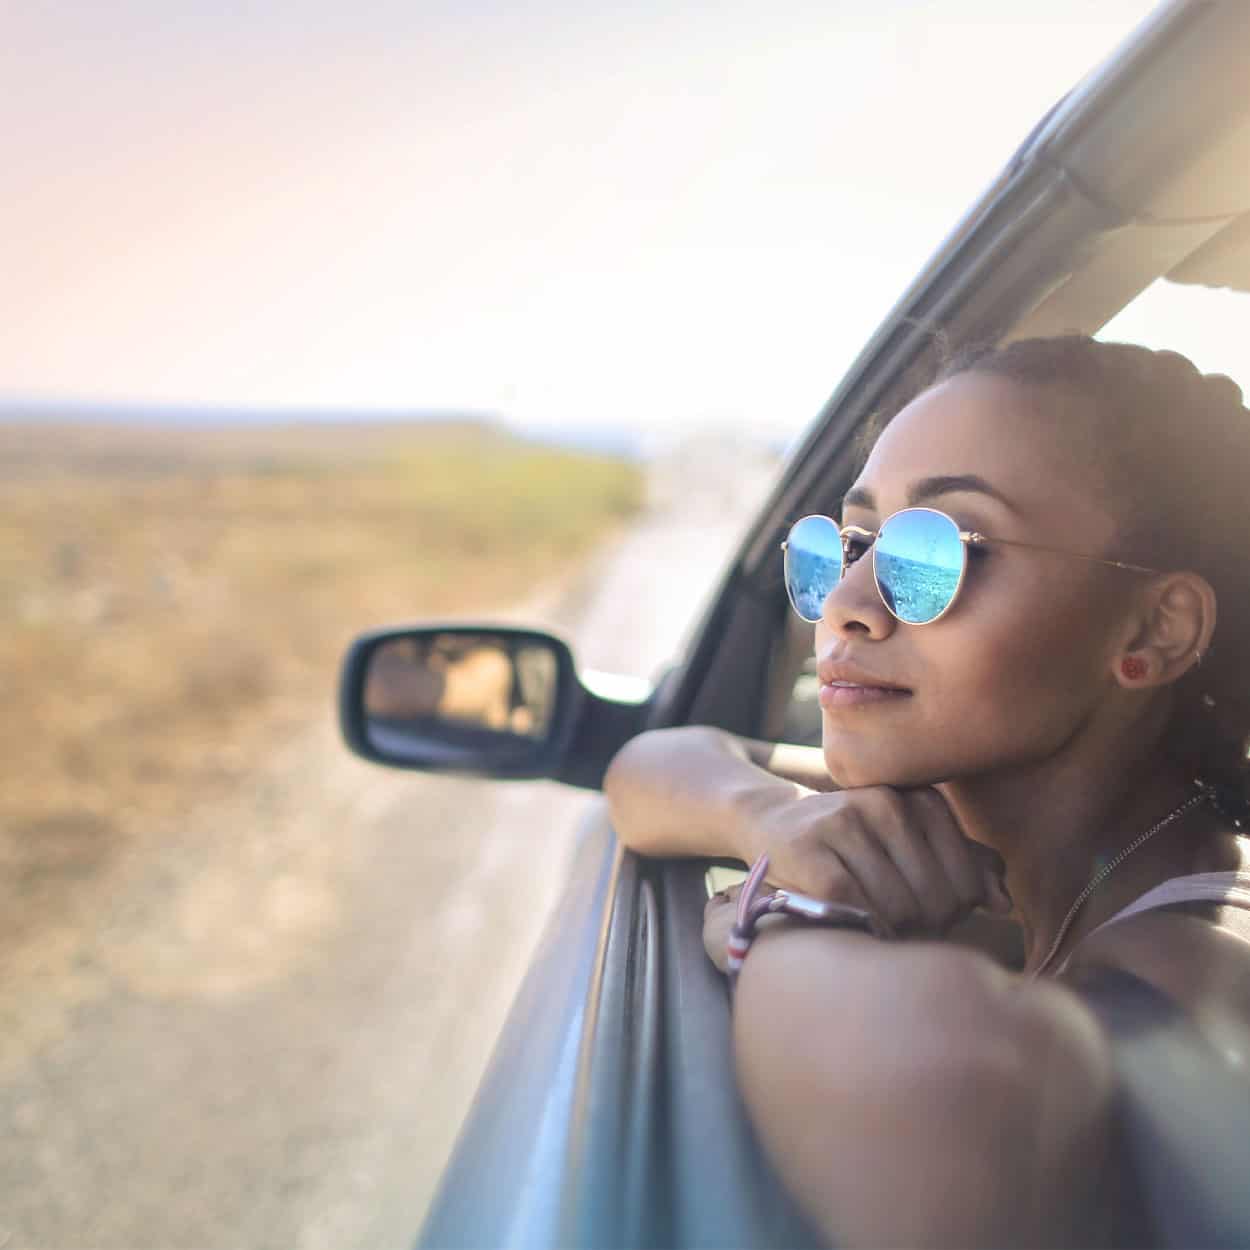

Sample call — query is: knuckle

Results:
[913,786,948,813]
[833,818,869,853]
[775,823,814,856]
[872,785,907,816]
[875,818,909,853]
[912,788,954,831]
[850,786,893,821]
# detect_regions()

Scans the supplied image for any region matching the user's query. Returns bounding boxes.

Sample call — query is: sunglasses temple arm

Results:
[969,533,1159,575]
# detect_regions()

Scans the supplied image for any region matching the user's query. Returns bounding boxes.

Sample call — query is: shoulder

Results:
[1059,908,1250,1247]
[1064,899,1250,1036]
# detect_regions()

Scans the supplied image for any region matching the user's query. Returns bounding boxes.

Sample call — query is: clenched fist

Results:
[732,784,1012,938]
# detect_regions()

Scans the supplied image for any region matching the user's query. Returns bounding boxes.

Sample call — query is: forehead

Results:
[856,373,1113,527]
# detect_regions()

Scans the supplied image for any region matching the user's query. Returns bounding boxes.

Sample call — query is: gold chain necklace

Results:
[1030,782,1213,978]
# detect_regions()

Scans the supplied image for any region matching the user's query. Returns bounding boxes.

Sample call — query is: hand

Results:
[704,884,742,974]
[734,785,1012,939]
[702,884,870,974]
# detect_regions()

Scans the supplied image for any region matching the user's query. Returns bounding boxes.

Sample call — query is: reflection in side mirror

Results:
[341,625,581,779]
[364,632,558,743]
[340,623,655,787]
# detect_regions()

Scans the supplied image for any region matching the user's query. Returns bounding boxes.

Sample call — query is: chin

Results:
[822,740,950,791]
[822,749,893,790]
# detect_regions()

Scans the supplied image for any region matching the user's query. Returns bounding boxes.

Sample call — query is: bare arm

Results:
[733,928,1114,1247]
[607,727,1017,958]
[602,725,833,863]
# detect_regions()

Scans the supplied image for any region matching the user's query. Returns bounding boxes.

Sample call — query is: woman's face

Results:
[817,372,1135,789]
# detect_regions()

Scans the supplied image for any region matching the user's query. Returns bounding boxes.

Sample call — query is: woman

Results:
[605,336,1250,1247]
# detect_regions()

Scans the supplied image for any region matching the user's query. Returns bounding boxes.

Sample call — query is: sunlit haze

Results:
[4,2,1167,440]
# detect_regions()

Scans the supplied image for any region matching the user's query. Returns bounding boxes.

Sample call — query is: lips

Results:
[817,658,911,709]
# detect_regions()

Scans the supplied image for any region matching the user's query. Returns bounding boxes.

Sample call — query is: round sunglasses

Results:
[781,507,1161,625]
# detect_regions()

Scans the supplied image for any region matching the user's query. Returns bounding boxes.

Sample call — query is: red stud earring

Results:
[1121,655,1148,681]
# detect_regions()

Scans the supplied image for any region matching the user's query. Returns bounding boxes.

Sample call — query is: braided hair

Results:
[935,335,1250,804]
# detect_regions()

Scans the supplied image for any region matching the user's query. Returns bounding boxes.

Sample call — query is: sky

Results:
[3,2,1185,439]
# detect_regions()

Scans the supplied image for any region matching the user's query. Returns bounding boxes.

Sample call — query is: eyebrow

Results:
[842,474,1020,513]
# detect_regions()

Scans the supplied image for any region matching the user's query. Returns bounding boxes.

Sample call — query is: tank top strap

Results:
[1054,866,1250,976]
[1075,868,1250,946]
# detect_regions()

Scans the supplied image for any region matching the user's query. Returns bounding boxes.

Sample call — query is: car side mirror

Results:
[338,624,654,788]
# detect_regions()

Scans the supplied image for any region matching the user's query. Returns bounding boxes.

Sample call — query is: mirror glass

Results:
[362,631,560,764]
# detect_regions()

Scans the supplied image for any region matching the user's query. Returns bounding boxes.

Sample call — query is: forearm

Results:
[603,726,822,861]
[753,741,840,791]
[732,928,1111,1248]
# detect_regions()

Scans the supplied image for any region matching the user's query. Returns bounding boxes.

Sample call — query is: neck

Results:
[939,749,1222,974]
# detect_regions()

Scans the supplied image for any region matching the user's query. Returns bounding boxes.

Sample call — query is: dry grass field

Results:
[0,419,643,953]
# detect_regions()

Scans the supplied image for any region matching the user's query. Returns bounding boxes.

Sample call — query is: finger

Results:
[760,828,831,897]
[832,822,918,934]
[916,792,1011,913]
[703,895,736,972]
[704,886,741,924]
[947,836,1011,912]
[764,798,871,900]
[872,799,961,932]
[964,840,1012,911]
[789,837,876,916]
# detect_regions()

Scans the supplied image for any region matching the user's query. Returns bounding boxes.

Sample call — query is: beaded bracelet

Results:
[727,853,886,988]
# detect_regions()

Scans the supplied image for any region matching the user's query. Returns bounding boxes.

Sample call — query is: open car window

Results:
[763,265,1250,755]
[1099,278,1250,385]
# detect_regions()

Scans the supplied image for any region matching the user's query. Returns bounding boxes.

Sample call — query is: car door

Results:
[405,4,1250,1245]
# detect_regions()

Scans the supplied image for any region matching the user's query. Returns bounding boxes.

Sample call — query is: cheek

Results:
[819,572,1113,786]
[955,626,1090,722]
[923,575,1114,755]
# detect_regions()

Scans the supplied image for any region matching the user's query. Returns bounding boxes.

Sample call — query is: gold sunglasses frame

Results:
[780,507,1161,625]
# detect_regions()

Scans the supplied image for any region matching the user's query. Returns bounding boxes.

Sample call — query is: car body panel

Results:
[418,807,615,1249]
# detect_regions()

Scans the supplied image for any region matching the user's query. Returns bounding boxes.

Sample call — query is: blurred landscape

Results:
[0,419,642,992]
[0,414,769,1249]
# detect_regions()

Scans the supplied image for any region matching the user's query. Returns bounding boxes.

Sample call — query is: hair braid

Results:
[938,335,1250,802]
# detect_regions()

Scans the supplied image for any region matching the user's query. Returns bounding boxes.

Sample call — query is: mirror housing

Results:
[338,624,654,789]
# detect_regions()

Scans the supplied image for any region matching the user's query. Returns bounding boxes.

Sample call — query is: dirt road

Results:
[0,454,769,1249]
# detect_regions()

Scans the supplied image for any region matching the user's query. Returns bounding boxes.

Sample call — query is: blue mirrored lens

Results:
[784,516,843,621]
[874,509,964,624]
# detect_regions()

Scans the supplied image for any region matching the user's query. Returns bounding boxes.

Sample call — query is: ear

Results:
[1114,572,1217,690]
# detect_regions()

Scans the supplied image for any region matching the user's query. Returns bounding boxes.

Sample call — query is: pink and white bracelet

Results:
[727,853,884,986]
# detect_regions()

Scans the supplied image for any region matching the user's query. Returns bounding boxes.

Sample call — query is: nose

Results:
[821,554,895,639]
